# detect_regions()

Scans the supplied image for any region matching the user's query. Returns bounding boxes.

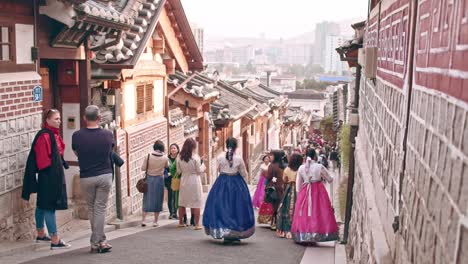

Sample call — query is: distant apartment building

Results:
[324,35,345,74]
[313,21,340,65]
[232,45,255,64]
[190,22,204,54]
[277,43,313,65]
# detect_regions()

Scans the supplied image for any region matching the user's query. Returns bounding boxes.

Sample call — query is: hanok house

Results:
[281,106,311,152]
[0,0,133,240]
[87,0,203,217]
[199,78,255,183]
[232,79,288,151]
[166,71,219,190]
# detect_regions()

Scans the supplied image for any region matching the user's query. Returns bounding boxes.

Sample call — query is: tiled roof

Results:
[212,82,255,121]
[183,118,199,135]
[168,71,220,100]
[168,107,186,127]
[283,106,311,126]
[91,0,163,64]
[76,1,130,24]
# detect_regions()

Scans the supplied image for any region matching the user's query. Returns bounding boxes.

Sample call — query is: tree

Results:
[320,116,337,143]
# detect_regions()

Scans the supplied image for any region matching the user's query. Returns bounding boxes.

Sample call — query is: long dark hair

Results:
[180,138,196,162]
[288,153,303,171]
[225,137,238,167]
[271,150,286,169]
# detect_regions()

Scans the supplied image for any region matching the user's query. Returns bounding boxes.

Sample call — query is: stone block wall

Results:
[126,118,167,215]
[0,73,43,240]
[349,0,468,263]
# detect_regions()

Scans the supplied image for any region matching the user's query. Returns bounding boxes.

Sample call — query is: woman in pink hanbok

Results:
[291,149,338,244]
[252,155,270,209]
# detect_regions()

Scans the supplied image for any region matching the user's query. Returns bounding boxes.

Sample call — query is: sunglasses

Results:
[45,108,59,118]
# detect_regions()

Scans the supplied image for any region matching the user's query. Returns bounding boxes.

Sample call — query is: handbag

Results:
[265,185,279,203]
[136,154,150,193]
[171,177,180,191]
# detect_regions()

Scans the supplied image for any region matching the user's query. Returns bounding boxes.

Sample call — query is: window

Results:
[0,26,12,61]
[136,83,154,114]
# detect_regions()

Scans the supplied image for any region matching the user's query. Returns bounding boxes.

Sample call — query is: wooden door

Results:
[39,67,53,111]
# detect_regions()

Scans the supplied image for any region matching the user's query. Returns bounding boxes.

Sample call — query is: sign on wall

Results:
[32,85,42,102]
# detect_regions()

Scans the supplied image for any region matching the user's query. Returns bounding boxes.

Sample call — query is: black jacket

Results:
[21,129,68,210]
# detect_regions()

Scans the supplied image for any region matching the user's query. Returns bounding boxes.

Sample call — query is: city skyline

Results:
[181,0,368,39]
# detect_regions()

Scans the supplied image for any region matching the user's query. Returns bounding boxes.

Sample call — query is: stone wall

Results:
[0,72,43,240]
[126,118,167,215]
[349,0,468,263]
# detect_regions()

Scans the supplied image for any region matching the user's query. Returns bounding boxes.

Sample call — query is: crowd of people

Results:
[21,106,339,255]
[254,135,340,244]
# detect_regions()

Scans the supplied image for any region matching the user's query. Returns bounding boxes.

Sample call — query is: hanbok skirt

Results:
[257,201,274,224]
[277,182,296,235]
[203,173,255,239]
[291,181,338,243]
[252,174,266,209]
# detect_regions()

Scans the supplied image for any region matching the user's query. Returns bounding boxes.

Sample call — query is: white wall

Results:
[153,79,164,115]
[124,83,136,121]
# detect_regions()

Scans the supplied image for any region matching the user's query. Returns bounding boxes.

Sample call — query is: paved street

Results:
[0,182,342,264]
[1,212,339,264]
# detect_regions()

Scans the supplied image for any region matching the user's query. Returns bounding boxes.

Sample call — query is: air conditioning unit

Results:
[365,47,378,78]
[358,48,365,67]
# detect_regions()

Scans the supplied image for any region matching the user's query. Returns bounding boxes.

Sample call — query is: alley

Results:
[2,217,338,264]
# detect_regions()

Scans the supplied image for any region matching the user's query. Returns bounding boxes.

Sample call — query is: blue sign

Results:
[32,85,42,102]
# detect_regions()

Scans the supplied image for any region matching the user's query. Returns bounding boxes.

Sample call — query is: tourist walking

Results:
[277,153,303,238]
[203,138,255,244]
[176,138,205,229]
[72,105,114,253]
[291,149,338,244]
[252,155,270,209]
[22,109,71,250]
[264,150,287,230]
[141,140,169,227]
[166,143,180,219]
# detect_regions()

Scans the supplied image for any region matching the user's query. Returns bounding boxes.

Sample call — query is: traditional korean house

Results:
[0,0,138,239]
[166,71,219,190]
[231,79,288,151]
[81,0,203,217]
[203,79,256,183]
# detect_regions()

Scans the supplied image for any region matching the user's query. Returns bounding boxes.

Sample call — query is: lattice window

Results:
[136,83,154,115]
[136,85,145,114]
[0,25,12,61]
[145,84,154,112]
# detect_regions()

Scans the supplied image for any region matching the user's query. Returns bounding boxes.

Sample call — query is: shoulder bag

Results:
[136,154,150,193]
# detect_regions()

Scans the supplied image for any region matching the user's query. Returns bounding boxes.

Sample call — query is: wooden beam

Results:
[79,58,91,128]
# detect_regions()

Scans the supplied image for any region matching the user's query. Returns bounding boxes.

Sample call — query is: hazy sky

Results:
[181,0,369,39]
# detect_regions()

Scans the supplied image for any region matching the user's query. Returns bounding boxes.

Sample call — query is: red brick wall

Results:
[0,74,43,240]
[0,81,42,119]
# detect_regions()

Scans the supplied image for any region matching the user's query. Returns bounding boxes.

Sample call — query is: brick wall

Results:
[126,118,167,215]
[349,0,468,263]
[0,73,43,240]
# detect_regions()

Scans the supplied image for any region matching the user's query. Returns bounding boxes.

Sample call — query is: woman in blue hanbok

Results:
[203,137,255,244]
